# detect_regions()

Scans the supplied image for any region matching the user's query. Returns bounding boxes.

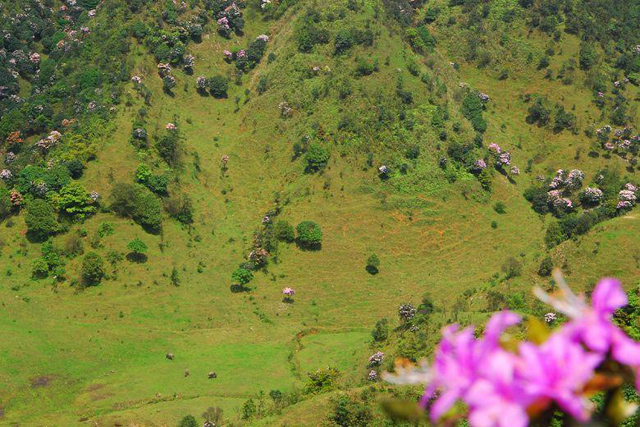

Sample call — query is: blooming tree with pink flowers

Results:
[282,287,295,302]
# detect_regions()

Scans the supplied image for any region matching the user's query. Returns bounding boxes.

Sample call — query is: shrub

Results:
[135,163,152,184]
[164,195,194,224]
[274,220,295,242]
[527,97,551,125]
[523,185,550,215]
[372,318,389,342]
[305,143,330,172]
[545,222,565,248]
[110,183,162,232]
[296,221,322,248]
[178,415,198,427]
[366,254,380,274]
[579,43,597,70]
[25,199,58,239]
[493,202,506,214]
[329,394,373,427]
[0,187,13,220]
[64,159,85,179]
[424,6,440,23]
[502,257,523,279]
[32,258,49,279]
[209,75,228,98]
[241,399,256,420]
[355,57,374,77]
[136,164,169,195]
[406,26,436,53]
[417,294,435,316]
[334,29,354,55]
[147,175,169,195]
[304,367,340,394]
[156,131,181,166]
[162,75,176,92]
[461,93,486,133]
[553,105,576,133]
[257,77,268,94]
[82,252,105,285]
[538,55,550,69]
[127,238,147,255]
[231,267,253,285]
[56,182,97,219]
[64,234,84,257]
[538,257,553,277]
[98,222,114,238]
[171,266,180,286]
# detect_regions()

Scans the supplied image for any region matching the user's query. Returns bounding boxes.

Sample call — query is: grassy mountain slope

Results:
[0,0,637,425]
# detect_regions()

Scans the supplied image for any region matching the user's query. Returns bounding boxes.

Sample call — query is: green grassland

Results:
[0,0,638,425]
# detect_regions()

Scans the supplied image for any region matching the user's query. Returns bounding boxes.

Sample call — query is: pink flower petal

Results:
[591,278,627,315]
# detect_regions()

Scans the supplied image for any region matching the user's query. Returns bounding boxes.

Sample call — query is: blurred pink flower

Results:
[518,334,602,421]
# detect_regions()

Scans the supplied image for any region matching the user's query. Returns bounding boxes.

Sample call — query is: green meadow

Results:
[0,0,637,425]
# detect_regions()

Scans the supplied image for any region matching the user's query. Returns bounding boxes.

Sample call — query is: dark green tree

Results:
[82,252,105,285]
[232,267,253,285]
[178,415,197,427]
[127,238,148,262]
[296,221,322,249]
[371,318,389,342]
[25,199,58,239]
[274,220,295,242]
[538,257,554,277]
[209,75,228,98]
[366,254,380,274]
[304,143,330,172]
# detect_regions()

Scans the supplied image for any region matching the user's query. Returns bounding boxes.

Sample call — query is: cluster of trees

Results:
[110,183,163,233]
[8,166,97,240]
[524,167,628,247]
[461,92,487,133]
[236,37,269,73]
[294,8,375,55]
[229,217,322,292]
[525,95,576,133]
[0,1,130,148]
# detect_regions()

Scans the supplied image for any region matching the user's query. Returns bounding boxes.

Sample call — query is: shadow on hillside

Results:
[230,284,250,293]
[126,253,147,264]
[141,224,162,236]
[25,231,50,244]
[295,241,322,251]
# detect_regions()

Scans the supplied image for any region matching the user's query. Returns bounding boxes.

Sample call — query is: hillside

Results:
[0,0,638,425]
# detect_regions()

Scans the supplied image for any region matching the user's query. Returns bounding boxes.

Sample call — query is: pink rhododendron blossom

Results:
[474,159,487,170]
[385,273,640,427]
[488,143,501,154]
[466,349,530,427]
[535,275,640,383]
[282,287,295,297]
[498,152,511,166]
[518,334,602,421]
